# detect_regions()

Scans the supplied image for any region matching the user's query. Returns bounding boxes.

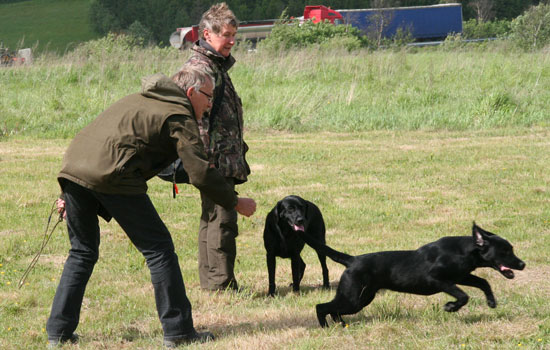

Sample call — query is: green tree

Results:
[510,2,550,50]
[89,0,206,45]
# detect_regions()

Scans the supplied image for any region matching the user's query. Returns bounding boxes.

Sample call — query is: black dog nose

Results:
[518,261,526,270]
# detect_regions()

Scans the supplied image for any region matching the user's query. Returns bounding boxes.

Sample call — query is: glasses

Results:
[198,89,213,103]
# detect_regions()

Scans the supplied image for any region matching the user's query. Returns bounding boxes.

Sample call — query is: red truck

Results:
[169,5,343,49]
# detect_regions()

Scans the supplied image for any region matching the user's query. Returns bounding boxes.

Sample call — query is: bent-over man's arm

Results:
[164,115,237,210]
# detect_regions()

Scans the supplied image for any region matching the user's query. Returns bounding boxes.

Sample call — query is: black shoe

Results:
[163,331,215,348]
[47,333,79,348]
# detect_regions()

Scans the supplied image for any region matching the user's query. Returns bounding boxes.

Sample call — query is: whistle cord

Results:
[18,199,64,289]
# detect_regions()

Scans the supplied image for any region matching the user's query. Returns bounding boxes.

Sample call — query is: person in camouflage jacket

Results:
[184,3,253,291]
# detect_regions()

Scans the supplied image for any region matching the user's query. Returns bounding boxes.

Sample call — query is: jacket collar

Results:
[141,73,193,113]
[192,39,236,71]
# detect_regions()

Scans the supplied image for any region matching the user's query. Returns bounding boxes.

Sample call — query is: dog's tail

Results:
[297,231,354,267]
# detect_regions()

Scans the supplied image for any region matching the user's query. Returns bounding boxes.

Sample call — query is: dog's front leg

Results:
[440,284,469,312]
[267,253,277,296]
[290,255,306,292]
[458,274,496,308]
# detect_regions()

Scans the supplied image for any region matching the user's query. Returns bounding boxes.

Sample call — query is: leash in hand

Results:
[18,199,64,289]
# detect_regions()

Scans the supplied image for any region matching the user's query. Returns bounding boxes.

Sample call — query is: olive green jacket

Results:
[58,73,237,209]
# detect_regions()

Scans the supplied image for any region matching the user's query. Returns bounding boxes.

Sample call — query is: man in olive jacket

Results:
[46,66,256,348]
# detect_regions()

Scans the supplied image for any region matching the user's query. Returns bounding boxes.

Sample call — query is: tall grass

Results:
[2,40,550,139]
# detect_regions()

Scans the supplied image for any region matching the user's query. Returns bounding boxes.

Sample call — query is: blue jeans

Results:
[46,181,194,341]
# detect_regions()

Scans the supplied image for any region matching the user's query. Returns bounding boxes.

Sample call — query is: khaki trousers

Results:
[198,178,238,290]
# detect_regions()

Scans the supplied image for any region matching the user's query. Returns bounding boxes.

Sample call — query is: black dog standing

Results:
[263,195,330,296]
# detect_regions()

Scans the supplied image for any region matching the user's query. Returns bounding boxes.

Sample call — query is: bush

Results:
[259,18,366,52]
[462,19,512,39]
[509,3,550,51]
[66,33,176,64]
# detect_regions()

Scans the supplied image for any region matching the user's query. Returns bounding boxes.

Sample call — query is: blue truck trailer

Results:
[338,3,463,41]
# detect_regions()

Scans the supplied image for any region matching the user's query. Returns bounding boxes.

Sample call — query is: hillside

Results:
[0,0,99,54]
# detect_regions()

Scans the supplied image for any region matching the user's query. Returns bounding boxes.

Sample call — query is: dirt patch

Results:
[510,264,550,293]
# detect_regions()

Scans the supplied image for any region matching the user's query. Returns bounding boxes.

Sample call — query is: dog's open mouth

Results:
[498,265,515,279]
[292,224,305,232]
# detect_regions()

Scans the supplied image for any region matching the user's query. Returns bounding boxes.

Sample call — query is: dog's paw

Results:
[444,302,461,312]
[289,283,301,293]
[487,299,497,308]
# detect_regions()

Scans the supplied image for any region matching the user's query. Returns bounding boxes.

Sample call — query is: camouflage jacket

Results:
[185,40,250,184]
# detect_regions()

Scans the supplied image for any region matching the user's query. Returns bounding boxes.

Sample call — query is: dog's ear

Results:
[472,222,493,247]
[275,200,284,219]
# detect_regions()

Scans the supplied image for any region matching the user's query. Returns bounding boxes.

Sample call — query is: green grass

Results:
[1,130,550,349]
[1,42,550,349]
[2,42,550,138]
[0,0,99,54]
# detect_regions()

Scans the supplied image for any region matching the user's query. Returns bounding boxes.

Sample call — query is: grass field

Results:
[1,43,550,349]
[0,0,98,54]
[1,129,550,349]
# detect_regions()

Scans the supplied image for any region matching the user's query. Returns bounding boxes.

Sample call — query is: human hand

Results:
[56,198,67,220]
[235,197,256,217]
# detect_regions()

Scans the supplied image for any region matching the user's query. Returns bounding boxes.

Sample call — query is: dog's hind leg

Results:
[290,255,306,292]
[317,287,377,327]
[337,289,377,327]
[317,252,330,289]
[315,296,354,327]
[441,284,469,312]
[458,274,496,308]
[316,301,334,327]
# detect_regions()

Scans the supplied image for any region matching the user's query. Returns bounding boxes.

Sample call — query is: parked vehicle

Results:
[169,5,343,49]
[338,3,463,41]
[169,4,462,48]
[0,45,24,66]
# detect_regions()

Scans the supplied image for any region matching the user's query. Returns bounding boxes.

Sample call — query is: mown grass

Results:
[0,0,99,54]
[1,129,550,349]
[2,42,550,139]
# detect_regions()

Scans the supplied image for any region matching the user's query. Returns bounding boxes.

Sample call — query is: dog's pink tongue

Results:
[499,265,515,278]
[293,225,305,232]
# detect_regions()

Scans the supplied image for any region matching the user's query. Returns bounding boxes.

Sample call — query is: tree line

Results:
[89,0,543,45]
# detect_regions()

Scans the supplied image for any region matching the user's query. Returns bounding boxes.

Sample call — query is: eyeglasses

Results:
[198,89,213,103]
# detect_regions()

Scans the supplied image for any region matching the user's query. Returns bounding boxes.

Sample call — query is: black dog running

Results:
[297,222,525,327]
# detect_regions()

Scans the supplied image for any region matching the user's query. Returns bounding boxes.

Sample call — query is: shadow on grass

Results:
[249,281,340,299]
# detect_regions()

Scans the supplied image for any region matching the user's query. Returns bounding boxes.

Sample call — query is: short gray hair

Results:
[171,66,213,92]
[199,2,239,39]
